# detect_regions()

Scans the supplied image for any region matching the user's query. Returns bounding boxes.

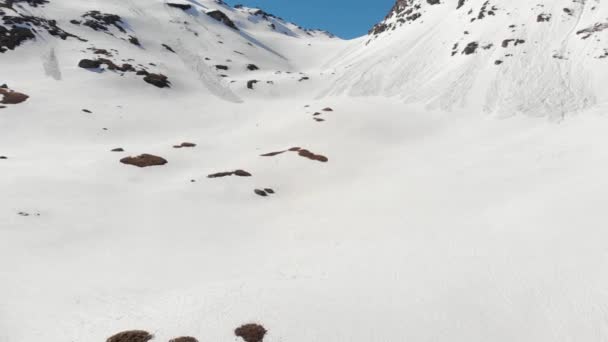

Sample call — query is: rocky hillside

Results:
[0,0,344,104]
[326,0,607,117]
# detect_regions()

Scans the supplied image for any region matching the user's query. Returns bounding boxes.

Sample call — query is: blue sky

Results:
[224,0,395,39]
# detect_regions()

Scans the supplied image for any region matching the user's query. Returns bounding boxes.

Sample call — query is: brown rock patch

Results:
[0,88,29,104]
[235,323,267,342]
[173,142,196,148]
[208,169,252,178]
[106,330,153,342]
[120,154,167,167]
[298,149,328,162]
[169,337,198,342]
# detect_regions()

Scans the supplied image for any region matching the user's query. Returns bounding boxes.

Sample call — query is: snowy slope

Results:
[2,1,608,342]
[326,0,608,118]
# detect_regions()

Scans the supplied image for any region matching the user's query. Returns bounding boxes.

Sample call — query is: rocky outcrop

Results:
[206,10,238,30]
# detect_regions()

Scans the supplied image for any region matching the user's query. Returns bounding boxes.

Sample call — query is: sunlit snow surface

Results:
[1,0,608,341]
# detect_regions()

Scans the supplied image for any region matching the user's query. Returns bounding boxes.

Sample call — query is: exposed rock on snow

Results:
[235,323,267,342]
[106,330,154,342]
[208,169,252,178]
[168,337,198,342]
[173,142,196,148]
[0,87,28,104]
[143,73,171,88]
[206,10,238,30]
[120,154,167,167]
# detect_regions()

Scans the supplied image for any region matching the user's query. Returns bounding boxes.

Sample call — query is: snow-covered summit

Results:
[326,0,607,118]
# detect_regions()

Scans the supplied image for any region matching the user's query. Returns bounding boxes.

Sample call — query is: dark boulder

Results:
[235,323,267,342]
[143,73,171,88]
[120,154,167,167]
[106,330,154,342]
[206,10,238,30]
[167,3,192,10]
[78,59,102,69]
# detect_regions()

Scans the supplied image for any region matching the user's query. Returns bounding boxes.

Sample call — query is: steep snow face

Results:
[327,0,608,118]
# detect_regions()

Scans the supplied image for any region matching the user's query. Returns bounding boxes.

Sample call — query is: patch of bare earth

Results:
[106,330,154,342]
[0,88,29,104]
[208,169,252,178]
[235,323,267,342]
[261,147,328,162]
[120,154,167,167]
[169,337,198,342]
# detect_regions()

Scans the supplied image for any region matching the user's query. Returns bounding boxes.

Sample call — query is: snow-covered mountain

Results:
[2,1,608,342]
[326,0,608,117]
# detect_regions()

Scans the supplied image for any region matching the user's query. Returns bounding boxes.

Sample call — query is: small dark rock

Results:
[82,109,92,113]
[106,330,154,342]
[162,44,176,53]
[235,323,267,342]
[167,3,192,10]
[254,189,268,197]
[233,169,252,177]
[120,154,167,167]
[111,148,124,152]
[264,188,275,194]
[246,64,259,71]
[143,73,171,88]
[78,59,102,69]
[247,80,258,89]
[169,337,198,342]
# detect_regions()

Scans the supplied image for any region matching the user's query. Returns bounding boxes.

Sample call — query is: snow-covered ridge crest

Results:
[325,0,608,118]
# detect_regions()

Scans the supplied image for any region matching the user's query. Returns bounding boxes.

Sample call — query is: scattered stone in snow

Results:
[0,156,7,159]
[254,189,268,197]
[215,65,229,70]
[143,73,171,88]
[322,107,333,112]
[298,149,328,162]
[264,188,275,194]
[246,64,259,71]
[0,87,29,104]
[235,323,267,342]
[537,13,551,22]
[128,35,141,46]
[299,76,310,81]
[106,330,154,342]
[18,211,39,217]
[82,109,92,113]
[81,11,125,33]
[111,148,124,152]
[313,112,322,116]
[162,44,176,53]
[167,3,192,10]
[173,142,196,148]
[462,41,479,55]
[206,10,238,30]
[260,150,287,157]
[247,80,258,89]
[169,337,198,342]
[120,154,167,168]
[208,169,252,178]
[78,59,102,69]
[314,118,325,122]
